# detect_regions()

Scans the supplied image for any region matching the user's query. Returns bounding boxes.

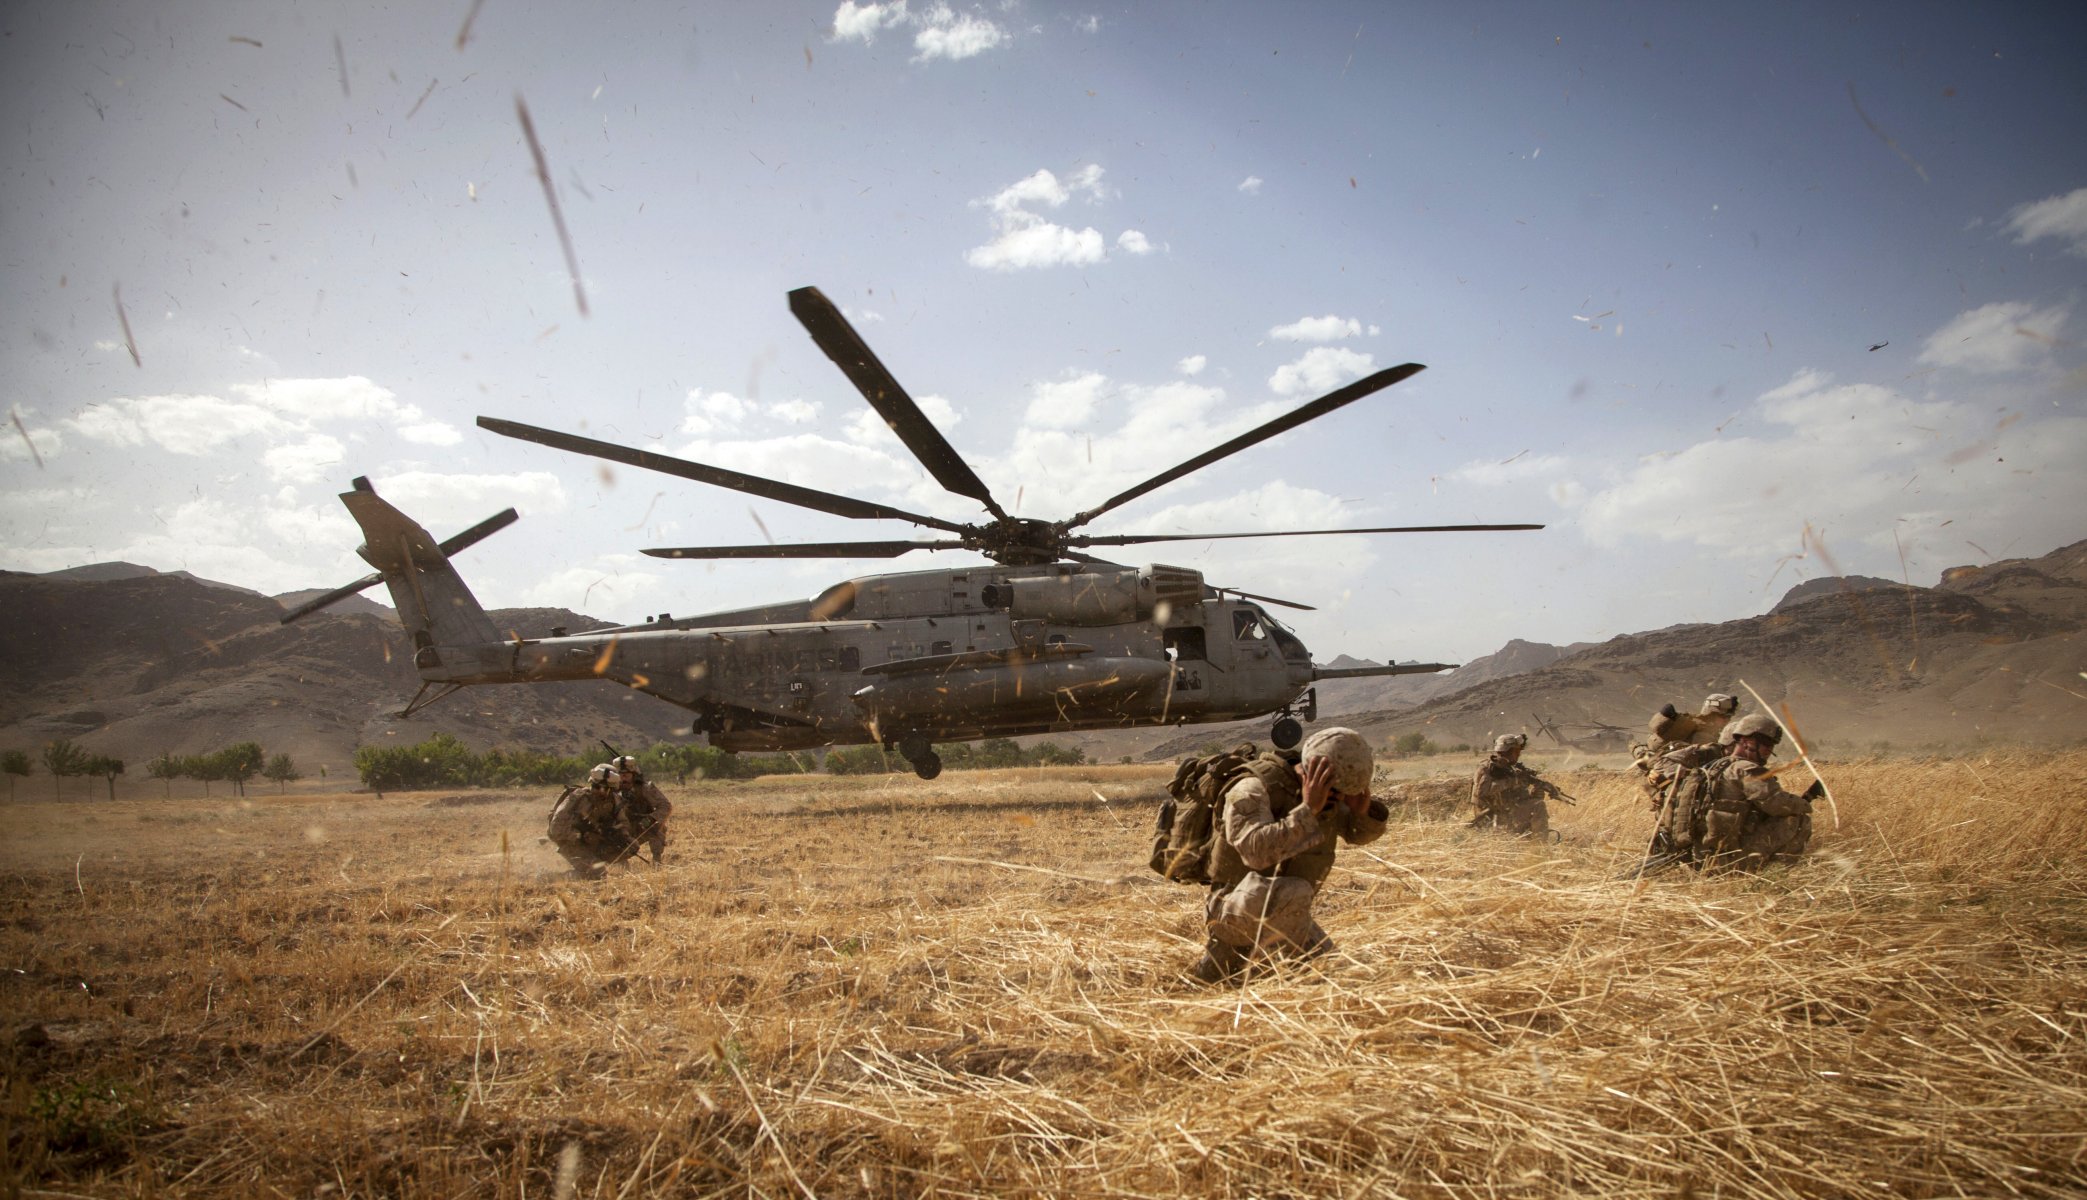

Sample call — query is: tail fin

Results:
[338,478,505,649]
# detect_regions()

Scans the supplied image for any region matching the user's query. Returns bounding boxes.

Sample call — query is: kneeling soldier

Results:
[609,754,673,865]
[1193,727,1388,984]
[547,764,633,877]
[1470,733,1555,836]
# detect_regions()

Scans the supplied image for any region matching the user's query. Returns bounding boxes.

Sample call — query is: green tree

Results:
[216,742,265,797]
[184,754,221,797]
[973,738,1024,769]
[263,753,301,793]
[1,749,29,800]
[83,754,124,801]
[146,752,179,798]
[1028,741,1086,767]
[41,739,89,799]
[1391,732,1439,757]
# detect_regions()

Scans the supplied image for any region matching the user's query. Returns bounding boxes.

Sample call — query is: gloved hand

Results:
[1659,703,1678,720]
[1802,778,1826,801]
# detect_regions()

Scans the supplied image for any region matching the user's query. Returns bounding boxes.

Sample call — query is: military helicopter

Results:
[285,287,1540,778]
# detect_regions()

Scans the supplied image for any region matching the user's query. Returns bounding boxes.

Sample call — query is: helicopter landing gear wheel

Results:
[1270,716,1303,750]
[896,733,939,779]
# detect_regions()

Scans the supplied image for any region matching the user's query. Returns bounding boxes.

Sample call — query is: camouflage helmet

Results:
[1493,733,1528,754]
[587,763,616,786]
[1701,693,1739,717]
[610,755,640,775]
[1301,726,1373,793]
[1726,713,1782,745]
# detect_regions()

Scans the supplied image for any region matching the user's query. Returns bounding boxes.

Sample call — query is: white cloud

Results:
[966,166,1125,272]
[1917,301,2070,372]
[1076,15,1099,34]
[519,556,668,619]
[675,432,927,502]
[375,470,570,529]
[770,398,821,424]
[262,434,346,484]
[1238,176,1263,195]
[1,416,62,462]
[1177,355,1207,376]
[398,422,463,446]
[1268,346,1375,397]
[831,0,908,42]
[1116,230,1154,255]
[261,490,358,547]
[966,222,1106,271]
[1270,315,1364,342]
[1451,453,1569,487]
[989,377,1298,519]
[913,4,1008,62]
[679,388,754,435]
[1577,369,2087,566]
[70,393,293,454]
[843,391,963,450]
[232,376,430,427]
[2003,186,2087,256]
[1024,372,1108,429]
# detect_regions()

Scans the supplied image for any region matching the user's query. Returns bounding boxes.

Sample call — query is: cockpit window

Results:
[1232,610,1266,641]
[1267,617,1310,663]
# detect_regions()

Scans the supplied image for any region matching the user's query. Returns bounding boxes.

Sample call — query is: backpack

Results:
[1662,759,1746,857]
[1149,743,1259,884]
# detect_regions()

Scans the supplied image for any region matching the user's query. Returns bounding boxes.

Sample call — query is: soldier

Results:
[1632,693,1740,802]
[1469,733,1563,836]
[1690,713,1819,870]
[546,764,633,877]
[1648,693,1739,756]
[1642,730,1733,850]
[1192,727,1389,985]
[609,754,673,865]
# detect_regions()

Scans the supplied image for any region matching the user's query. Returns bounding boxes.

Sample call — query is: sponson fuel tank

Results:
[850,652,1173,724]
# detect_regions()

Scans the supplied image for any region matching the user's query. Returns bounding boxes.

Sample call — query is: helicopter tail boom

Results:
[335,478,506,650]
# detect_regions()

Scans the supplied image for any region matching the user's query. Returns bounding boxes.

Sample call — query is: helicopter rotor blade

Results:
[1070,522,1545,548]
[1218,587,1317,612]
[477,416,972,535]
[279,505,519,625]
[1066,363,1427,529]
[788,286,1008,520]
[641,539,968,560]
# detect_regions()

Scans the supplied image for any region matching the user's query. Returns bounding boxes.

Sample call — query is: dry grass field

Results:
[4,753,2086,1197]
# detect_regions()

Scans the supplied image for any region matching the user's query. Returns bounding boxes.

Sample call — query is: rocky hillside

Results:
[1340,539,2087,754]
[0,570,685,778]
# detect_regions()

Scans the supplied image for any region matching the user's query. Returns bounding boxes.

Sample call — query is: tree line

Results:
[1,739,301,800]
[351,733,1087,791]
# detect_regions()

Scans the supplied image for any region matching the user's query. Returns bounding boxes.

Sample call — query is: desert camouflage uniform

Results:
[1470,754,1552,836]
[547,783,632,874]
[616,777,673,863]
[1202,748,1388,974]
[1633,697,1738,801]
[1698,756,1813,870]
[1648,709,1732,755]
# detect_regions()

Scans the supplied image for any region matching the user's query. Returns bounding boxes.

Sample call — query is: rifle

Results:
[599,737,625,763]
[1520,767,1580,806]
[1614,849,1692,881]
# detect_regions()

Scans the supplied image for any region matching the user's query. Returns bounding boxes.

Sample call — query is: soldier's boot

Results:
[1189,938,1248,986]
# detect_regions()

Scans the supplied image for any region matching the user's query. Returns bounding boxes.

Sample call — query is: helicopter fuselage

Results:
[416,559,1315,752]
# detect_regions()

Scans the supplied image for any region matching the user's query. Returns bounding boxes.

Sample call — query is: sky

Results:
[3,1,2085,664]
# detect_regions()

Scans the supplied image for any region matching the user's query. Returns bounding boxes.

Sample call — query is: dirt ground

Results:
[3,755,2084,1197]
